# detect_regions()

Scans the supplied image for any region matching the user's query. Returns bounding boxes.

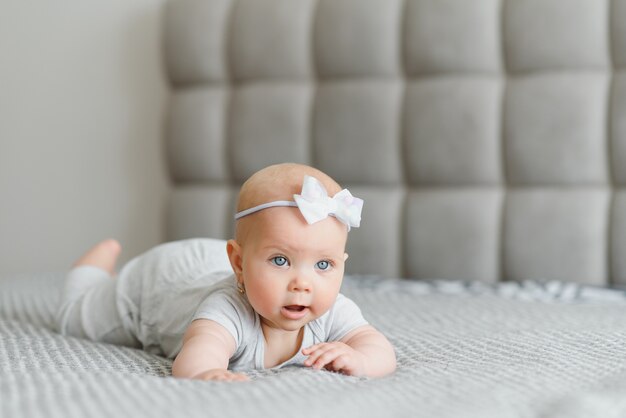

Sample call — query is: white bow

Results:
[293,175,363,230]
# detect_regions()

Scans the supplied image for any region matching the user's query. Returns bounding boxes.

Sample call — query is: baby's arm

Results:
[172,319,248,381]
[302,325,396,378]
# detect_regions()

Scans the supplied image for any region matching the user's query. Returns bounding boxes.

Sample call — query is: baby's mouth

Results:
[284,305,306,312]
[281,305,309,320]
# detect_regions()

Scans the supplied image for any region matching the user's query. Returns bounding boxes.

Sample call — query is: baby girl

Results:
[55,163,396,381]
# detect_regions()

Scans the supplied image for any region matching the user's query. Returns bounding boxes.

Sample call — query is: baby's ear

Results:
[227,239,244,278]
[344,253,349,262]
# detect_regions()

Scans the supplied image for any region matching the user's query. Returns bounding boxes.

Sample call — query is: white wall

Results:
[0,0,170,275]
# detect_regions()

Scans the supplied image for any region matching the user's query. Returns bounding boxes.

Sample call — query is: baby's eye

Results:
[271,256,288,267]
[316,260,331,271]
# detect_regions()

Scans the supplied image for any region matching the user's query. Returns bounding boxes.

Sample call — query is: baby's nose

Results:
[289,274,312,292]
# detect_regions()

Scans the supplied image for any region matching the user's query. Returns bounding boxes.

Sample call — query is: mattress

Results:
[2,272,626,418]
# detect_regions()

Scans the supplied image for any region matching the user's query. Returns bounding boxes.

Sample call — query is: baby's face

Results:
[237,207,349,333]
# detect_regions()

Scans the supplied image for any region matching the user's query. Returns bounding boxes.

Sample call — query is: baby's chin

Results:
[261,309,328,331]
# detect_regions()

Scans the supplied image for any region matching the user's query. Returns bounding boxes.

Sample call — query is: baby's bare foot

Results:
[72,239,122,275]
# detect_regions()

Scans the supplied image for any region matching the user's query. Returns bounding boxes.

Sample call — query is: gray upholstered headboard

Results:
[162,0,626,285]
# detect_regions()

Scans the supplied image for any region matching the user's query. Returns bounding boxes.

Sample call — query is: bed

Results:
[3,0,626,416]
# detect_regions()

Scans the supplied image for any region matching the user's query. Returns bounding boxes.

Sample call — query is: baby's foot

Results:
[72,239,122,275]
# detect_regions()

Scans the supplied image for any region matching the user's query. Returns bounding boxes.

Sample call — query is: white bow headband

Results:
[234,175,363,230]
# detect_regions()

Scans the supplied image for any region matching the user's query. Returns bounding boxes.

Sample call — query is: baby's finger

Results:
[230,373,250,382]
[303,344,334,366]
[224,371,247,380]
[211,371,249,382]
[326,354,349,372]
[312,347,344,370]
[302,343,324,355]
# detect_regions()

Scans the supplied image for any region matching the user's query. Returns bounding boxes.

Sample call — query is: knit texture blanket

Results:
[2,272,626,418]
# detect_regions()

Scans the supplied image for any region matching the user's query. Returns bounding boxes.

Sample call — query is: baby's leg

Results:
[55,240,140,347]
[72,239,121,273]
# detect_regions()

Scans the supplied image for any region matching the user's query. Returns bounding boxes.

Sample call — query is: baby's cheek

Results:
[244,284,273,311]
[312,292,339,317]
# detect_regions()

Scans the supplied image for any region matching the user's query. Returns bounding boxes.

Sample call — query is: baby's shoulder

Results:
[194,278,256,326]
[197,278,244,307]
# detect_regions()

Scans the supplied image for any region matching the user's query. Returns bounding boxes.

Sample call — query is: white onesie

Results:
[55,239,368,369]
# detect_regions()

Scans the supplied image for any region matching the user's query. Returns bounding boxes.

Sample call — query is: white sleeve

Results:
[192,287,251,351]
[324,293,369,342]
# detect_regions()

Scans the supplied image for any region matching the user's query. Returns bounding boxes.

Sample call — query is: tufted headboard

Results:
[163,0,626,285]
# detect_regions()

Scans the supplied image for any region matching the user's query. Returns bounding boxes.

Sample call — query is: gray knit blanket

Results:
[3,272,626,418]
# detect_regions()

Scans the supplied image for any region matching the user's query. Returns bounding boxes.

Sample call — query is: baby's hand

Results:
[194,369,249,382]
[302,342,367,377]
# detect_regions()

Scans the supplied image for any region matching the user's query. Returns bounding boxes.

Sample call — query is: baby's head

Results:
[234,163,345,244]
[226,163,362,332]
